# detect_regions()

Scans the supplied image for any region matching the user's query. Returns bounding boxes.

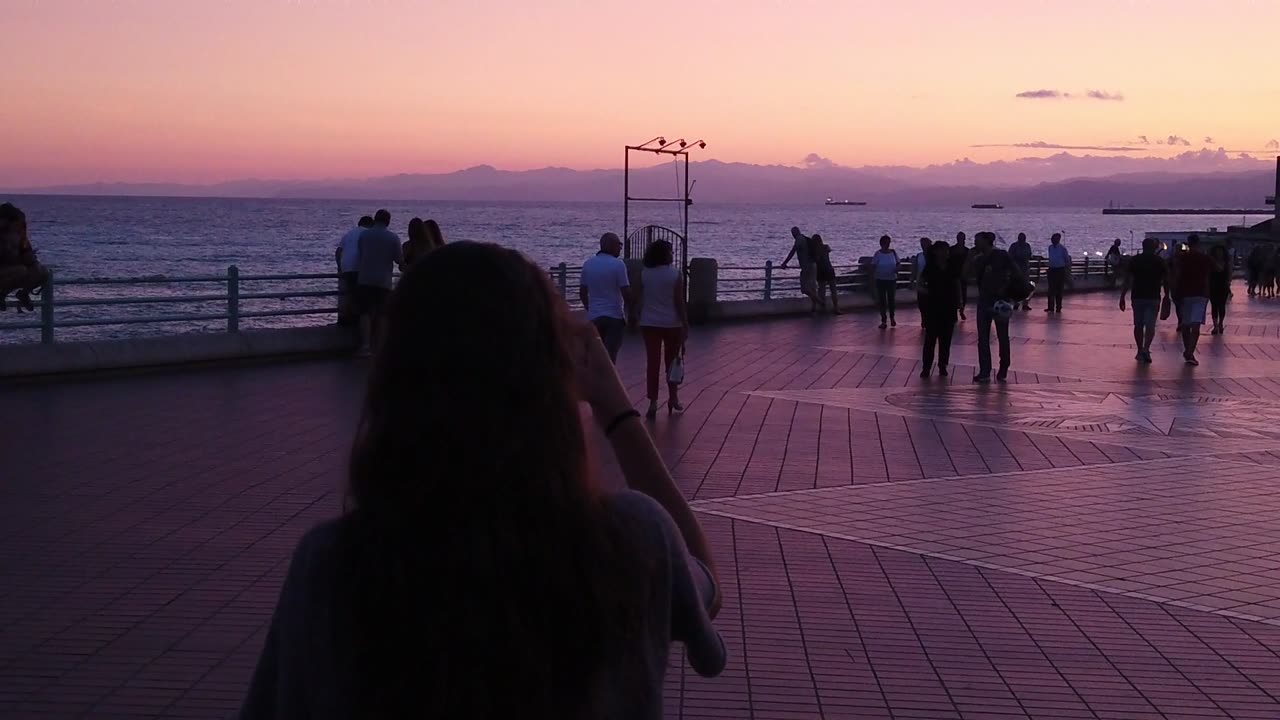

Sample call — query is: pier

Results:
[7,291,1280,718]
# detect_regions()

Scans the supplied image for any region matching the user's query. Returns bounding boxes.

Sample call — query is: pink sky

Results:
[6,0,1279,185]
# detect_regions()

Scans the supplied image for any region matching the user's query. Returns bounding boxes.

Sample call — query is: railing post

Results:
[227,265,240,332]
[1082,255,1089,277]
[764,260,773,300]
[557,262,568,298]
[40,271,54,344]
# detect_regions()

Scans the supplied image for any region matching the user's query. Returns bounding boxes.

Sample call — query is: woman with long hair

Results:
[241,242,725,720]
[919,240,960,378]
[1208,244,1231,334]
[639,240,689,419]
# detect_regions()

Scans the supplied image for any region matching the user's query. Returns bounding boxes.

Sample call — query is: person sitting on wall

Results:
[0,203,50,312]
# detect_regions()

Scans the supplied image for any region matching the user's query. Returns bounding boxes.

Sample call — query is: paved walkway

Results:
[6,291,1280,719]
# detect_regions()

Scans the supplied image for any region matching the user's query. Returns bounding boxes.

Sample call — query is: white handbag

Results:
[667,351,685,385]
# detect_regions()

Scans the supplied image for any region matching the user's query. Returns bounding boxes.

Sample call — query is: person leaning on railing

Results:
[0,202,50,313]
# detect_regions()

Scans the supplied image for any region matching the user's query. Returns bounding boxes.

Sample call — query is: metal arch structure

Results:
[622,137,706,274]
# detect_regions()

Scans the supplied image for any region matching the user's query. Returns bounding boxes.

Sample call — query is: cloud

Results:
[1203,136,1215,144]
[802,153,838,169]
[971,141,1144,152]
[1137,135,1150,145]
[1159,135,1191,146]
[1015,89,1064,99]
[1086,90,1124,101]
[1267,139,1280,150]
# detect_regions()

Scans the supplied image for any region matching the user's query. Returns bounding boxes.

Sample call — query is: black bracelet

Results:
[603,409,641,437]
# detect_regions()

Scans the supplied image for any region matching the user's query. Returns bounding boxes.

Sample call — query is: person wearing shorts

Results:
[354,209,403,357]
[1119,237,1167,364]
[782,226,824,313]
[1169,235,1213,366]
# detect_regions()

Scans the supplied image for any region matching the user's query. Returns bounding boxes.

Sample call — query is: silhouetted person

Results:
[639,239,689,418]
[919,241,960,378]
[580,232,632,363]
[1119,237,1168,364]
[354,209,403,357]
[1009,232,1033,310]
[971,231,1023,382]
[0,203,50,312]
[240,242,725,720]
[336,215,374,326]
[813,234,841,315]
[871,235,899,328]
[1045,232,1070,312]
[911,237,932,326]
[1170,234,1212,365]
[781,226,823,312]
[1105,239,1123,286]
[403,218,445,267]
[948,232,970,320]
[1208,244,1232,335]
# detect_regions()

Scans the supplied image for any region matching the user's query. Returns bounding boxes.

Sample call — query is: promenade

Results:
[6,290,1280,719]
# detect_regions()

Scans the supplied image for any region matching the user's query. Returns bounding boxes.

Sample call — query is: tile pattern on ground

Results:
[696,457,1280,624]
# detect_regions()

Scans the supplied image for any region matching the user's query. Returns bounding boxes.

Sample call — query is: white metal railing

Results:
[0,264,583,345]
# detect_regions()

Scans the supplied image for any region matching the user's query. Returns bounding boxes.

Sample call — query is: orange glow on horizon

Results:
[5,0,1279,185]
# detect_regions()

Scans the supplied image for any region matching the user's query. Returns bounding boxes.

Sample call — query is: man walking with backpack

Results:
[970,232,1026,383]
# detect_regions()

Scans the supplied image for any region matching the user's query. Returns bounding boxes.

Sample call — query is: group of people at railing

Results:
[1245,243,1280,298]
[0,202,50,313]
[333,209,447,356]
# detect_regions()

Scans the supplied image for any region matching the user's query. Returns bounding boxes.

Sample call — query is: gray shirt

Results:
[356,226,402,289]
[239,490,725,720]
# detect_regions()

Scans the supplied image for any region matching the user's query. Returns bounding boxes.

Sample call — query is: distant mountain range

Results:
[7,158,1277,209]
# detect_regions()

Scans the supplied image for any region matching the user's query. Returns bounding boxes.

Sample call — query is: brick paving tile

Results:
[6,292,1280,718]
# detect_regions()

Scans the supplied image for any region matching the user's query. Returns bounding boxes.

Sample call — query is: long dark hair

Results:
[642,239,673,268]
[424,219,445,250]
[340,242,647,718]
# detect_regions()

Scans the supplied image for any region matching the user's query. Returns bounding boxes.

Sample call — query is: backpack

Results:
[979,250,1030,301]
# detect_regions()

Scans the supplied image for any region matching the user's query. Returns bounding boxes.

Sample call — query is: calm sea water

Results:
[0,195,1255,343]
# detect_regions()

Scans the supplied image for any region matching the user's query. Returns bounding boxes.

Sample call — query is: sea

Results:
[0,194,1262,343]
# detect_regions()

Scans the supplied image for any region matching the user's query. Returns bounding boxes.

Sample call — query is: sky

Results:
[5,0,1279,186]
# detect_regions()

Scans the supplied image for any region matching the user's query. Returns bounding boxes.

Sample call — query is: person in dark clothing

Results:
[1208,244,1231,335]
[1044,232,1070,313]
[240,243,725,720]
[1118,237,1168,363]
[919,241,960,378]
[948,232,970,320]
[1170,234,1213,365]
[970,232,1023,383]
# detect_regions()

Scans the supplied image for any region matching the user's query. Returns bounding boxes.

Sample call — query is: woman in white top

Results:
[871,235,900,328]
[639,240,689,419]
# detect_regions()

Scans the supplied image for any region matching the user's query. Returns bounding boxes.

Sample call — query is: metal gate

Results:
[625,224,687,272]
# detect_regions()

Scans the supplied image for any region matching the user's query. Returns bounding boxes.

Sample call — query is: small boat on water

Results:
[825,198,867,206]
[972,203,1004,210]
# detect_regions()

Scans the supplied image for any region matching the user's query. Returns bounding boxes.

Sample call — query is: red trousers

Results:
[642,326,684,400]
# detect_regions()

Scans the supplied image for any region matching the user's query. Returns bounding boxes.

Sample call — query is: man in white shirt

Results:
[1045,233,1071,313]
[912,236,932,326]
[335,215,374,325]
[579,232,633,363]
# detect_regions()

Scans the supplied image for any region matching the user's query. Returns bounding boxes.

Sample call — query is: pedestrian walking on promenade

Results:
[638,239,689,418]
[1008,232,1033,310]
[579,232,632,363]
[1045,233,1070,313]
[1118,237,1168,364]
[871,235,899,328]
[949,232,970,320]
[919,240,960,378]
[912,237,932,326]
[1209,244,1232,335]
[240,242,726,720]
[971,232,1026,383]
[1170,234,1213,365]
